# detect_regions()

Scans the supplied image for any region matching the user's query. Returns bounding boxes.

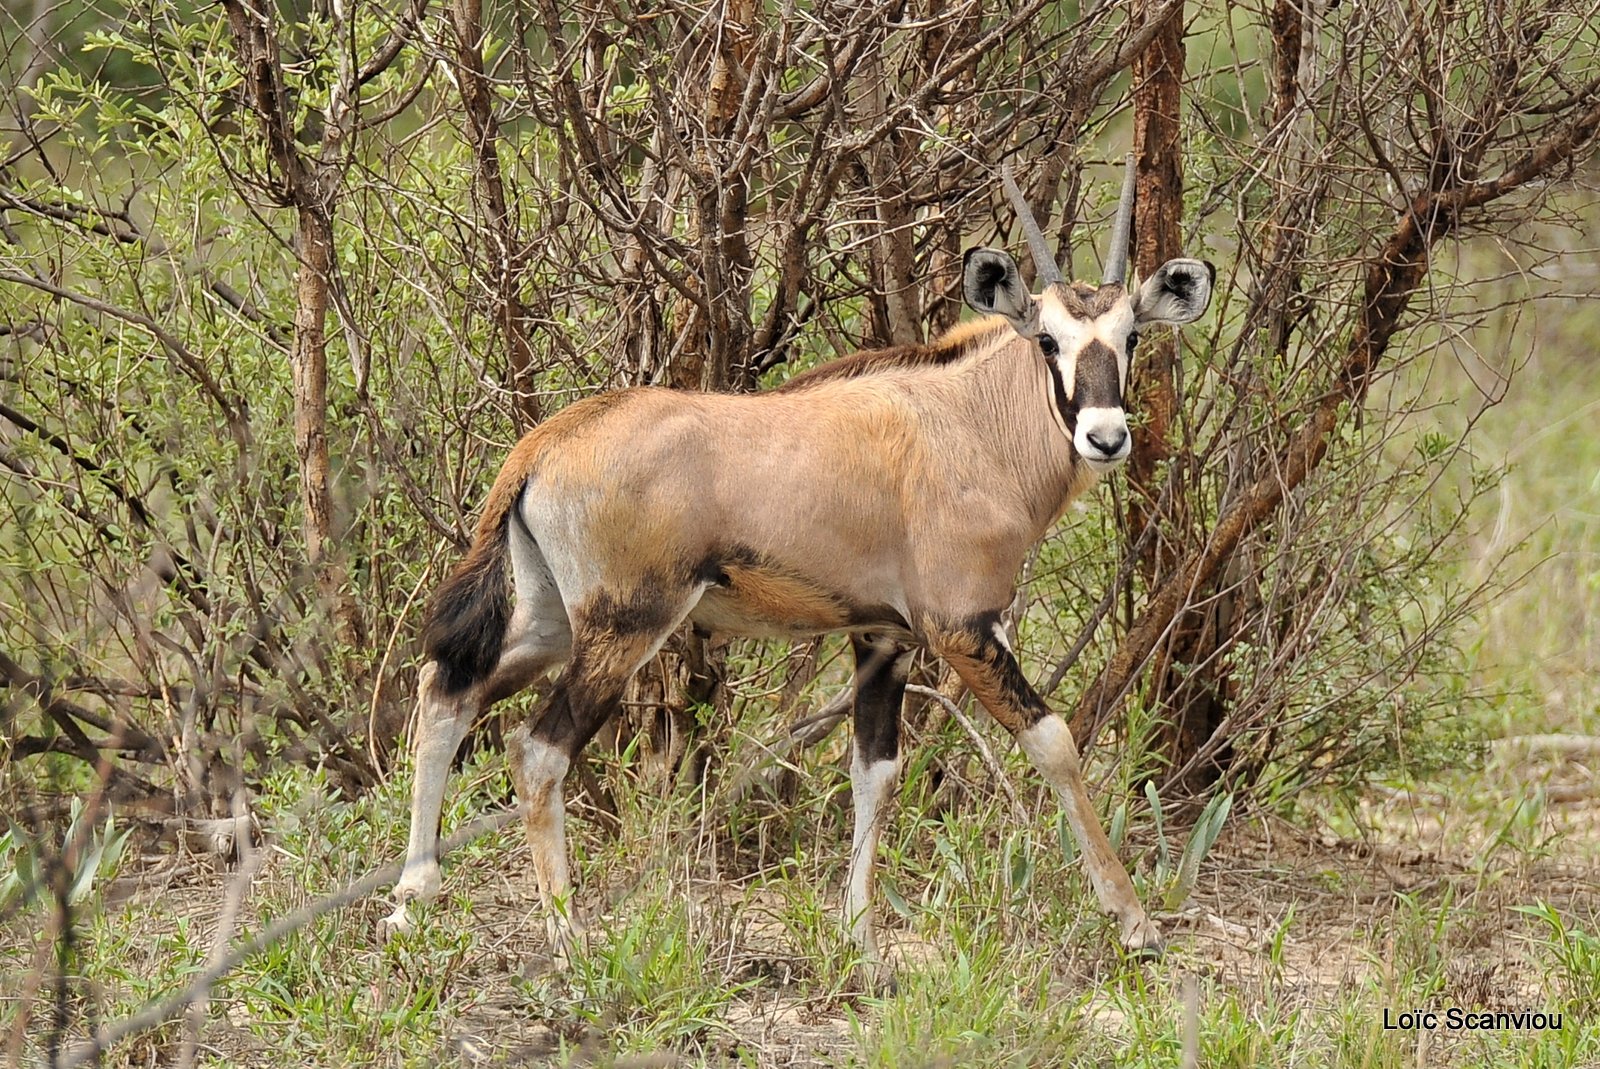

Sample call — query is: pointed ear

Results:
[963,248,1038,335]
[1133,259,1215,326]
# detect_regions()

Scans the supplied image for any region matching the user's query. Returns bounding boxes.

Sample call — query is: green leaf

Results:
[1144,780,1170,873]
[1007,833,1032,896]
[1167,792,1233,910]
[1057,812,1078,864]
[1109,802,1127,853]
[882,881,915,921]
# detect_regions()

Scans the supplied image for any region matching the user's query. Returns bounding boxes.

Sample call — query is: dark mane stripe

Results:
[773,318,1008,393]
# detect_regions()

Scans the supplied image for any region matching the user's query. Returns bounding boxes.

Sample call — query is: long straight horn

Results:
[1000,160,1065,288]
[1103,153,1137,286]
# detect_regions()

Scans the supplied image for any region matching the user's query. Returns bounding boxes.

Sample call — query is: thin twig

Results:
[907,685,1028,823]
[58,805,524,1068]
[722,689,852,808]
[177,791,260,1069]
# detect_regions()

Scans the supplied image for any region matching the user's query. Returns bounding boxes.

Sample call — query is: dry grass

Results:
[5,722,1597,1068]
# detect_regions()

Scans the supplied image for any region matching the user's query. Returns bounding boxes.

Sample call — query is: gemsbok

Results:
[384,156,1215,981]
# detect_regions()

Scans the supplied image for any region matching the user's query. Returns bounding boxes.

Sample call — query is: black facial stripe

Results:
[1044,355,1076,432]
[1072,339,1123,411]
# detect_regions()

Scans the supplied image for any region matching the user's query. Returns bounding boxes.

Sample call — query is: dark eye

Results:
[1038,334,1059,357]
[1127,331,1141,353]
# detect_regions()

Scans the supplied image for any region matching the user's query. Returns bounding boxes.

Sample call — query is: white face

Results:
[1033,293,1138,473]
[961,247,1215,474]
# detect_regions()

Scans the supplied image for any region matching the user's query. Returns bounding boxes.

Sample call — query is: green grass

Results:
[6,205,1598,1069]
[5,718,1595,1069]
[1406,219,1600,736]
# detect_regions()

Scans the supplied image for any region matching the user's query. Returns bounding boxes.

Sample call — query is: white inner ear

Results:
[964,251,1039,334]
[1134,259,1213,326]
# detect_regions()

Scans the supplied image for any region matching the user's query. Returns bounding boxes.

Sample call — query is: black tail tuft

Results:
[423,514,512,695]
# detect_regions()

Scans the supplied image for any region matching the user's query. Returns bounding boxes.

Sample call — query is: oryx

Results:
[384,156,1215,981]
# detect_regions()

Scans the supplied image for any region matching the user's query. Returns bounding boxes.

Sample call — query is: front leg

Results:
[926,614,1161,956]
[845,634,913,991]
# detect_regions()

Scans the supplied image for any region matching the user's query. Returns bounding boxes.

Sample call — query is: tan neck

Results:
[943,334,1093,535]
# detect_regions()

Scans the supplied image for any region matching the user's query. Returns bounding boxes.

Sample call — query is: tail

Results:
[423,484,522,696]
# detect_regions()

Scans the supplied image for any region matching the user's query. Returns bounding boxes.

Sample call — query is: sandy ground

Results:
[13,737,1597,1068]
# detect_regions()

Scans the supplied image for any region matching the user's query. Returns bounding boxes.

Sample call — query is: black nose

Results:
[1086,429,1128,456]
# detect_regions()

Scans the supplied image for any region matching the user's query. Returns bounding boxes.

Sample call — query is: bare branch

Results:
[58,804,525,1068]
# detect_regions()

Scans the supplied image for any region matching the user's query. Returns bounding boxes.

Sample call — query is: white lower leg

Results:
[846,747,899,969]
[1017,716,1160,951]
[386,669,471,931]
[510,726,581,956]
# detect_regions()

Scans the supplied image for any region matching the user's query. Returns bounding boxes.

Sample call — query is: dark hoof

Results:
[856,960,898,997]
[1121,916,1165,961]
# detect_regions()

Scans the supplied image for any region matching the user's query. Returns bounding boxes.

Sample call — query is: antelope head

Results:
[963,156,1215,473]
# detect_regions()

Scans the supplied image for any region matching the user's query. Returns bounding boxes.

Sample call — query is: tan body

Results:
[382,180,1216,983]
[501,324,1090,645]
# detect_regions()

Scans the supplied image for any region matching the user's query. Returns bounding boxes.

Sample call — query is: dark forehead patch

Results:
[1049,281,1127,319]
[1071,339,1123,408]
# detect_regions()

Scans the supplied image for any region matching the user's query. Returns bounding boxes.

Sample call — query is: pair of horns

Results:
[1000,154,1136,288]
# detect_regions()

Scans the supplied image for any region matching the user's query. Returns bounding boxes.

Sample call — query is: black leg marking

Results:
[929,612,1051,735]
[846,632,913,989]
[526,667,622,759]
[851,634,912,765]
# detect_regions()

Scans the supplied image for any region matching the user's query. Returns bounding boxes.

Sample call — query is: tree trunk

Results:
[290,198,361,654]
[856,34,921,348]
[1121,0,1238,791]
[702,0,757,389]
[1126,0,1185,570]
[449,0,543,428]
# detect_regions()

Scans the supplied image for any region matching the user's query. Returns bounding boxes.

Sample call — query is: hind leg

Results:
[385,522,571,936]
[507,584,703,959]
[386,662,475,931]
